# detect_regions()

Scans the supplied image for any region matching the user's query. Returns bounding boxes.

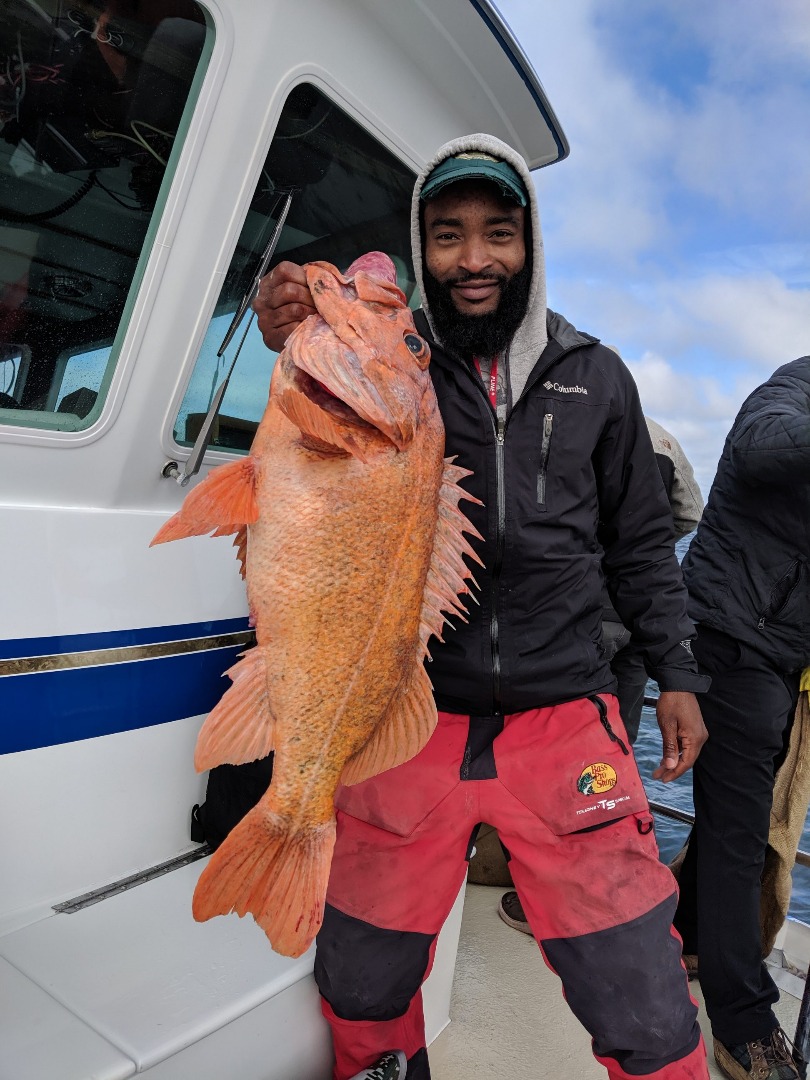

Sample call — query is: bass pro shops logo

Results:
[576,762,630,816]
[577,762,617,796]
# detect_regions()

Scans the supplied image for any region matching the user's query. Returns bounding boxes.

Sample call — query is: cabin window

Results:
[173,83,416,454]
[0,0,211,431]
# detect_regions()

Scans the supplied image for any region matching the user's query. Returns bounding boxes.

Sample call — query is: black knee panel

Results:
[315,904,435,1022]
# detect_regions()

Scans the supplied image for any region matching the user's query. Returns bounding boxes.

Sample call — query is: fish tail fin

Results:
[193,808,336,958]
[195,647,274,771]
[150,457,259,546]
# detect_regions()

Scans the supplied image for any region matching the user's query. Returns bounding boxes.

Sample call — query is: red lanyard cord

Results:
[473,355,498,409]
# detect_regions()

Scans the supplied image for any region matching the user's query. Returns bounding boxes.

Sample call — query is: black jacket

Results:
[416,308,708,715]
[682,357,810,673]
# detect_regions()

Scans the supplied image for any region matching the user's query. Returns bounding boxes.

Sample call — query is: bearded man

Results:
[254,134,711,1080]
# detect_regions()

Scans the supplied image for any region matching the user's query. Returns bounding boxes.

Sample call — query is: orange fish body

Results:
[151,254,480,956]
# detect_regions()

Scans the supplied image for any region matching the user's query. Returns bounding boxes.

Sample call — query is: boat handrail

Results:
[642,694,810,871]
[648,800,810,871]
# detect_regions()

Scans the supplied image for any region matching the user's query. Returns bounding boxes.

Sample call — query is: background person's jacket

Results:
[602,416,704,658]
[683,356,810,674]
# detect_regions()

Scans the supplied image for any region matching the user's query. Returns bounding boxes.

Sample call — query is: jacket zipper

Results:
[458,340,586,714]
[590,695,630,756]
[536,412,554,507]
[461,359,507,713]
[492,414,506,709]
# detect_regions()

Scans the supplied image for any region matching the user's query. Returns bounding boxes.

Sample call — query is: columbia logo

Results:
[543,380,588,395]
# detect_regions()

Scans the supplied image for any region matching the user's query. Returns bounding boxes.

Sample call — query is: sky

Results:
[497,0,810,495]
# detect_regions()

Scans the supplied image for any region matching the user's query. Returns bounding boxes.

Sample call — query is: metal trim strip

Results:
[0,630,255,677]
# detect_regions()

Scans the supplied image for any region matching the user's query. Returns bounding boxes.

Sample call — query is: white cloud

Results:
[494,0,810,489]
[501,0,810,263]
[623,351,756,495]
[550,268,810,490]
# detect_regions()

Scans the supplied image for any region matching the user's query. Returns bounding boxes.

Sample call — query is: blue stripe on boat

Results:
[0,617,250,661]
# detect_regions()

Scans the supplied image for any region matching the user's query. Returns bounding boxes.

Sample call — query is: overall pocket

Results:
[333,711,468,837]
[495,694,649,835]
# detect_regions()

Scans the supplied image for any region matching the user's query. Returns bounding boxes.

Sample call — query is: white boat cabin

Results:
[0,2,567,1077]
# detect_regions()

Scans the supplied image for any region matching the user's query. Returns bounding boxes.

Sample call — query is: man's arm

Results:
[253,261,316,352]
[596,363,709,777]
[653,691,707,782]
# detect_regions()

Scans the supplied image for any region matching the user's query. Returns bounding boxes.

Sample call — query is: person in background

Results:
[671,358,810,1080]
[498,415,704,936]
[254,134,710,1080]
[606,416,705,745]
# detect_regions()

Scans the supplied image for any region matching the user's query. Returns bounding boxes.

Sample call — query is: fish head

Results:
[277,252,431,456]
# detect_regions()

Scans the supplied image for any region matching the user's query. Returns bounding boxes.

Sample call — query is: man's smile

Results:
[451,280,501,304]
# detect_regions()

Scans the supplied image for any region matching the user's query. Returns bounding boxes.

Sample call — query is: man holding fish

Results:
[248,134,712,1080]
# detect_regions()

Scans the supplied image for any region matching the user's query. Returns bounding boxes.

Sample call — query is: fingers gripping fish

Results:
[151,252,482,957]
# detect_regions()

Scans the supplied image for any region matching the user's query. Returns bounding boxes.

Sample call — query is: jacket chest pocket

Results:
[536,408,554,511]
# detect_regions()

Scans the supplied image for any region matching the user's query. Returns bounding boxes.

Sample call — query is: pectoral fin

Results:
[150,457,258,546]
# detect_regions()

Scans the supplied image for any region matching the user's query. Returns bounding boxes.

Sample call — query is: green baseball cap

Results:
[420,152,528,206]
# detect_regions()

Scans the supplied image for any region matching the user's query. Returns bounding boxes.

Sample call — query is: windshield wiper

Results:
[216,189,295,357]
[162,188,295,487]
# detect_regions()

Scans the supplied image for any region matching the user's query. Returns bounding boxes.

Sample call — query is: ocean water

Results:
[634,533,810,926]
[634,714,810,925]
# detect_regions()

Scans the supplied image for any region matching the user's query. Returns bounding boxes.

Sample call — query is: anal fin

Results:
[340,661,437,786]
[195,647,275,771]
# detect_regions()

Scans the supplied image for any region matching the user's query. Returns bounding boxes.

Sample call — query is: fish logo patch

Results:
[577,762,617,796]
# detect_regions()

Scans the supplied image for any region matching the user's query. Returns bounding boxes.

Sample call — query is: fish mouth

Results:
[281,338,417,452]
[286,357,375,432]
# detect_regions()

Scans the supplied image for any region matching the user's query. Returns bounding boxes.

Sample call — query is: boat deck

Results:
[431,884,805,1080]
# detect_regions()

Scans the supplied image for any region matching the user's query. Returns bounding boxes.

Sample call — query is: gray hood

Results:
[410,133,548,404]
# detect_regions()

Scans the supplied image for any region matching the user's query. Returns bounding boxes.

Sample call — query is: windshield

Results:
[0,0,211,431]
[173,82,417,453]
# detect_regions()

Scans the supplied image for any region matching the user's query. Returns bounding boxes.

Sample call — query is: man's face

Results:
[423,180,526,317]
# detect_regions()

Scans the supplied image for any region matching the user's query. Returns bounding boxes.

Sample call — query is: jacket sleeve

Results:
[645,418,704,538]
[595,362,710,693]
[728,361,810,485]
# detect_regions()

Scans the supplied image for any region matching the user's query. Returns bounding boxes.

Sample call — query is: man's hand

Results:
[252,261,316,353]
[652,691,707,782]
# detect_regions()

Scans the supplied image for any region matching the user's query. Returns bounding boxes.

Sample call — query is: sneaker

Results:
[348,1050,407,1080]
[714,1028,800,1080]
[682,953,698,980]
[497,890,533,936]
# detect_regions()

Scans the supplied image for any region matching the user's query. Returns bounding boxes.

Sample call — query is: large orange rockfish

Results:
[151,252,481,957]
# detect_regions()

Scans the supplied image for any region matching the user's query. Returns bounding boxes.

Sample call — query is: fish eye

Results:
[404,334,425,355]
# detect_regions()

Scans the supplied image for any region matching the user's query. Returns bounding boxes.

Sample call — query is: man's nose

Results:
[458,237,493,274]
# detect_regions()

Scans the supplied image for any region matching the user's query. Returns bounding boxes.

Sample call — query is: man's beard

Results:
[422,262,532,358]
